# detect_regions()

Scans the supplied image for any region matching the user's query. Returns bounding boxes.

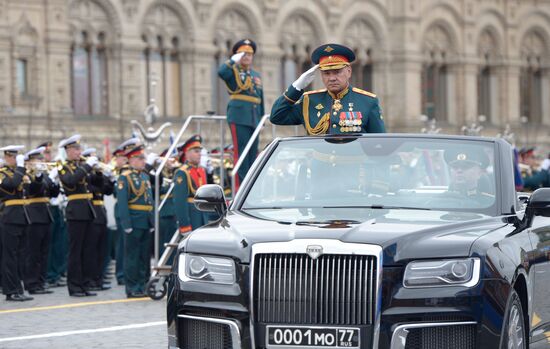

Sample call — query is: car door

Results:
[528,215,550,346]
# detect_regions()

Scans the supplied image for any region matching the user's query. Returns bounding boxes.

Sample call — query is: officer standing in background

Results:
[270,44,385,135]
[117,145,153,298]
[58,135,99,297]
[157,147,177,260]
[218,39,264,190]
[23,147,60,295]
[113,137,140,286]
[174,136,210,235]
[0,145,33,301]
[81,148,114,291]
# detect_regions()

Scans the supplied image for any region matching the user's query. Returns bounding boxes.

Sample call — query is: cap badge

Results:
[324,46,334,53]
[244,39,251,44]
[306,245,323,260]
[457,153,467,161]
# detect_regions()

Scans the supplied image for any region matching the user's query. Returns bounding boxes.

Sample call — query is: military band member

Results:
[270,44,385,135]
[174,136,210,234]
[58,135,99,297]
[0,145,33,301]
[113,137,140,286]
[82,148,114,291]
[23,147,60,294]
[157,148,177,260]
[117,145,153,298]
[218,38,264,189]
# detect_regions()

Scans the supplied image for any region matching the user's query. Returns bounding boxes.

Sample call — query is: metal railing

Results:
[153,115,226,264]
[231,114,271,195]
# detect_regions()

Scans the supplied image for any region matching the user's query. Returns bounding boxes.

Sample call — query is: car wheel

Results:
[500,289,526,349]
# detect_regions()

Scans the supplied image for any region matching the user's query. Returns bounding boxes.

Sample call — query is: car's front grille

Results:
[179,311,233,349]
[254,253,377,325]
[404,324,476,349]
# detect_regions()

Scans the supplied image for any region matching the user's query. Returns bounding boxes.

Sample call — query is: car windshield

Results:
[241,137,497,220]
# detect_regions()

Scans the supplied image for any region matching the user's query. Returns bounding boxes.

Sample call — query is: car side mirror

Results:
[525,188,550,219]
[194,184,227,216]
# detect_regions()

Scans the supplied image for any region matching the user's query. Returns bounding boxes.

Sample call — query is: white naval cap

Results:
[81,147,97,157]
[58,134,81,149]
[119,137,141,151]
[0,145,25,154]
[24,146,46,160]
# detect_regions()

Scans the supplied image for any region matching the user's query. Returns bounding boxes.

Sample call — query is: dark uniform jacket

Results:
[218,59,264,127]
[173,162,209,232]
[88,171,114,225]
[59,160,95,221]
[270,84,385,135]
[0,165,28,225]
[116,168,153,231]
[26,173,60,224]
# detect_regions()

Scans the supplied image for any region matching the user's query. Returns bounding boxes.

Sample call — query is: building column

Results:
[541,68,550,126]
[462,62,478,126]
[503,62,522,125]
[191,43,216,116]
[387,53,423,130]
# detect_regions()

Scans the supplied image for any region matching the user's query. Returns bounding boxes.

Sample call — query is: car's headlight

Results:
[403,258,480,288]
[178,254,236,284]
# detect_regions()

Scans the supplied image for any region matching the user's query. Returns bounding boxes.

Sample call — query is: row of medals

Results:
[334,100,362,132]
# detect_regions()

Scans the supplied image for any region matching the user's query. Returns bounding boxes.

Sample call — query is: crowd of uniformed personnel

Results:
[1,40,390,301]
[0,134,216,301]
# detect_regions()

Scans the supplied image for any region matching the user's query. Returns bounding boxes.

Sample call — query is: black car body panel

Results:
[167,134,550,349]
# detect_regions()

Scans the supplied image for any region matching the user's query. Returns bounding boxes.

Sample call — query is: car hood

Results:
[183,209,508,264]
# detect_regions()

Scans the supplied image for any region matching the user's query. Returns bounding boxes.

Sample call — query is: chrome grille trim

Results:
[390,321,477,349]
[249,240,383,349]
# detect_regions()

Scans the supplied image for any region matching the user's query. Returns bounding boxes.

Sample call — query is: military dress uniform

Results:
[270,44,385,135]
[218,39,264,188]
[174,137,210,234]
[0,145,33,301]
[24,147,60,294]
[157,150,177,260]
[117,145,153,297]
[58,135,98,296]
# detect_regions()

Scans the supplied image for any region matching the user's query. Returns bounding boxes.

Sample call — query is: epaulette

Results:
[304,88,327,95]
[352,87,376,98]
[120,169,132,177]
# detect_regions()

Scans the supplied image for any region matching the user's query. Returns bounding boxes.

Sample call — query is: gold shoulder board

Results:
[304,88,327,95]
[352,87,376,98]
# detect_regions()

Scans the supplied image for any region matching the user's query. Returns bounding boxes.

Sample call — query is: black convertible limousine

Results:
[166,134,550,349]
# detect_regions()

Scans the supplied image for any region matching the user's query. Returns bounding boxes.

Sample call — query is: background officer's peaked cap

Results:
[59,134,81,149]
[177,135,202,154]
[0,145,25,155]
[445,147,490,168]
[232,38,256,54]
[312,44,356,71]
[24,146,45,160]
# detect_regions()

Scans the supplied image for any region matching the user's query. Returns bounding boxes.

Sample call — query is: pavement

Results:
[0,280,167,349]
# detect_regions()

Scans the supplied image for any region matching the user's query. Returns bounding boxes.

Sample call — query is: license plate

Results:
[266,326,360,348]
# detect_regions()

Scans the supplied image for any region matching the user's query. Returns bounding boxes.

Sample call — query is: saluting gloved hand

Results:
[146,152,159,166]
[230,51,245,64]
[16,154,25,168]
[48,167,59,182]
[292,64,319,91]
[86,156,98,168]
[125,228,133,234]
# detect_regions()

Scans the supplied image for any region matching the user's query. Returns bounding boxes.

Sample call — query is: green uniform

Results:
[173,163,209,233]
[159,180,177,262]
[116,168,153,296]
[524,170,550,191]
[218,59,264,187]
[270,84,385,135]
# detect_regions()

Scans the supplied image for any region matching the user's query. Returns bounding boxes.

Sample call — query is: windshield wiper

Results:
[295,219,361,225]
[321,205,432,211]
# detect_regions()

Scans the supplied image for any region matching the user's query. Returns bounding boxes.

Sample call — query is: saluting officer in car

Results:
[270,43,385,135]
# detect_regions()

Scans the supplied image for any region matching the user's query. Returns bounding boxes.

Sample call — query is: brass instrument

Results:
[80,156,114,173]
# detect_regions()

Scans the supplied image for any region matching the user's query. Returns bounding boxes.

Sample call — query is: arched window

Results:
[520,31,546,124]
[351,49,373,91]
[142,4,185,118]
[69,0,114,117]
[70,31,109,115]
[279,15,319,91]
[477,29,500,123]
[212,9,253,114]
[421,25,454,121]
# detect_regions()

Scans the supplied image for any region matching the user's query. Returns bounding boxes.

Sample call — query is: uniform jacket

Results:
[173,162,209,232]
[524,169,550,191]
[218,59,264,127]
[116,168,153,231]
[26,173,60,224]
[113,164,129,220]
[88,171,114,225]
[59,160,95,221]
[0,165,29,225]
[270,84,385,135]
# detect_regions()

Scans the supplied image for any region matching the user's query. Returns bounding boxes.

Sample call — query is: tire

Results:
[146,276,167,300]
[500,289,527,349]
